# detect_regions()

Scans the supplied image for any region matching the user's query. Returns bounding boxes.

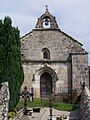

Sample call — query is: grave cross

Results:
[20,86,33,115]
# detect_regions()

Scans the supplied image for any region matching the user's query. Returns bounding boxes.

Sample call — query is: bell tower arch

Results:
[35,6,59,29]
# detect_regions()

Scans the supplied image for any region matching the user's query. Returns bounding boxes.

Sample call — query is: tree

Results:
[0,16,24,111]
[0,19,4,83]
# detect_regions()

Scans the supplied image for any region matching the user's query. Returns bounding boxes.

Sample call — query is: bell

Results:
[45,21,49,26]
[45,18,49,26]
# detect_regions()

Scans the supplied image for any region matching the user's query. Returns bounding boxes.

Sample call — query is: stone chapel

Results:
[21,8,89,100]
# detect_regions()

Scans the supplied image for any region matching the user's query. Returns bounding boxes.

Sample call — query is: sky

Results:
[0,0,90,63]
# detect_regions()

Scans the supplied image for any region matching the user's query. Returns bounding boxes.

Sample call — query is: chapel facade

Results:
[21,8,89,100]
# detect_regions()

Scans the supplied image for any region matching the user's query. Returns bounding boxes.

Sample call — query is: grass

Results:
[53,102,77,111]
[15,98,49,110]
[15,98,78,111]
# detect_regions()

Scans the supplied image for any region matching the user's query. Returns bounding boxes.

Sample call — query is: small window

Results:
[42,48,50,59]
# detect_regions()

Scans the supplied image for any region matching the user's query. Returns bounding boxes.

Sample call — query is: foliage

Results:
[8,111,16,119]
[15,98,77,111]
[0,16,24,111]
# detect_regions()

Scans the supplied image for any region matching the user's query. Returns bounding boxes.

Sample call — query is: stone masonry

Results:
[21,8,89,99]
[0,82,10,120]
[80,86,90,120]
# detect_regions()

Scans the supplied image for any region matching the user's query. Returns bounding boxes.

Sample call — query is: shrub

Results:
[8,111,16,119]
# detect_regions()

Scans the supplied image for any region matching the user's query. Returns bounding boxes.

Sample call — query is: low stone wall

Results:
[0,82,10,120]
[80,86,90,120]
[53,93,70,103]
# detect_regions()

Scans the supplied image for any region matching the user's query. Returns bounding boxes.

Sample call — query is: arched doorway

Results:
[40,72,52,98]
[33,67,58,98]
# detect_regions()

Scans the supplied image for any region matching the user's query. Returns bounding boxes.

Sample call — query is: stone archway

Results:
[33,67,58,98]
[40,72,52,98]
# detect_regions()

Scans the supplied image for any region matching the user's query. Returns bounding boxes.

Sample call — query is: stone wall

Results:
[71,53,89,95]
[0,82,10,120]
[21,28,89,98]
[80,86,90,120]
[21,62,68,98]
[21,30,85,61]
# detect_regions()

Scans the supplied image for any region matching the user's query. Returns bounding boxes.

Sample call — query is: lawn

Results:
[15,98,78,111]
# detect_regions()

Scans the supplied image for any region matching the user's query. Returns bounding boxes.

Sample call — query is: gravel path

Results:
[14,107,80,120]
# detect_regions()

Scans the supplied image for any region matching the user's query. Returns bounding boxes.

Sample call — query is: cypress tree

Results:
[0,20,4,83]
[0,16,24,111]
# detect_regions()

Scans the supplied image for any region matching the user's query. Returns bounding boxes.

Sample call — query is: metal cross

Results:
[45,5,48,11]
[20,86,33,115]
[49,94,53,120]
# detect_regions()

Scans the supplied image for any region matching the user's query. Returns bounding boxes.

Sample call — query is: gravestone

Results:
[0,82,10,120]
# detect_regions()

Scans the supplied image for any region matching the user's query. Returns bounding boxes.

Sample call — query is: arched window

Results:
[42,48,50,59]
